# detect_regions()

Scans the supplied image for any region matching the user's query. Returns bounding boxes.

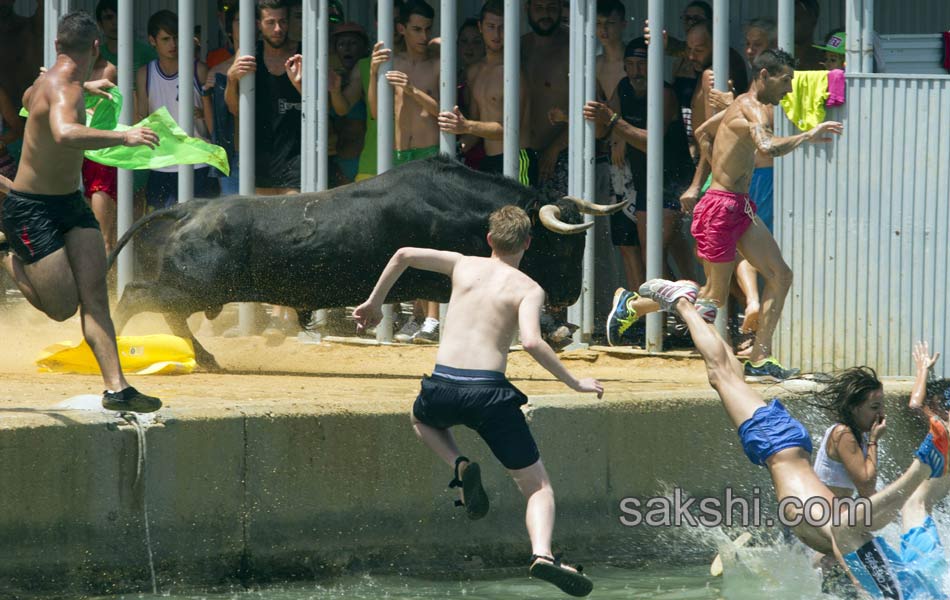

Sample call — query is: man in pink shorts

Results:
[679,48,842,381]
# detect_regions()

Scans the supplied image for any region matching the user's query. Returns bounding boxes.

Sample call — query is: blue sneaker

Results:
[606,287,639,347]
[915,417,949,478]
[743,358,801,383]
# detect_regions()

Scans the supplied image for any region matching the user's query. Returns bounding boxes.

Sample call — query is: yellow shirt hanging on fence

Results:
[780,70,830,131]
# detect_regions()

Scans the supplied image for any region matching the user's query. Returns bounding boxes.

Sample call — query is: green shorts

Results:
[394,145,439,167]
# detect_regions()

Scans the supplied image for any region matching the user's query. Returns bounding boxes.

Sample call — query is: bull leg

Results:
[162,311,222,372]
[113,282,160,334]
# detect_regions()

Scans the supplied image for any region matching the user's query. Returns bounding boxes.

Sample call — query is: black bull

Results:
[108,156,625,369]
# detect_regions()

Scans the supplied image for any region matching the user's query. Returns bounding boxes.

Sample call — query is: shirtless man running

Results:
[680,48,842,381]
[638,278,950,599]
[0,11,160,412]
[354,206,600,597]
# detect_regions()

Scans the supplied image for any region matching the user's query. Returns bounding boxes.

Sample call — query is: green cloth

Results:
[355,57,377,180]
[21,89,229,175]
[701,173,712,194]
[779,70,829,132]
[394,145,439,166]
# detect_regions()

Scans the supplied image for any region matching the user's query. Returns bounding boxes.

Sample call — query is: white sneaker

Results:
[412,318,440,344]
[394,319,421,343]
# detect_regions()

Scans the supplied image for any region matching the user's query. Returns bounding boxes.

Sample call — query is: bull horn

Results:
[562,195,628,216]
[539,204,594,235]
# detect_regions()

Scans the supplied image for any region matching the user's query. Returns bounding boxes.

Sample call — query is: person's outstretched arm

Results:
[742,98,843,157]
[518,287,603,397]
[910,341,942,419]
[353,247,462,332]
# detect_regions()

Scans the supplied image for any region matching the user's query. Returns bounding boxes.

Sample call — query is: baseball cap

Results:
[813,31,846,55]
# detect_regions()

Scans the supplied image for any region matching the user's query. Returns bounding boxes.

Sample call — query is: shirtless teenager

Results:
[522,0,570,197]
[680,49,842,381]
[438,0,533,186]
[638,278,950,600]
[353,206,600,597]
[0,11,160,412]
[369,0,443,344]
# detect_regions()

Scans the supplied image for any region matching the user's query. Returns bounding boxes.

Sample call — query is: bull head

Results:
[538,196,628,234]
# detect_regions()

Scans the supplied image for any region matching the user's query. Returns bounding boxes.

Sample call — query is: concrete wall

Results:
[0,387,926,597]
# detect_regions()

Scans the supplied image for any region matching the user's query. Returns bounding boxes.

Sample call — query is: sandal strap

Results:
[538,552,583,573]
[448,455,470,489]
[454,499,464,507]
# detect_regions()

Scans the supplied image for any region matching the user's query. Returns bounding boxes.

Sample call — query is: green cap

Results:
[813,32,846,55]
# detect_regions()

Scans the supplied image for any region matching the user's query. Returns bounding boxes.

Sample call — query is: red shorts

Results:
[81,158,117,200]
[690,188,757,263]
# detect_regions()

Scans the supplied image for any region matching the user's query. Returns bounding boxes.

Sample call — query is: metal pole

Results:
[712,0,730,340]
[237,0,257,335]
[301,0,318,192]
[566,0,581,339]
[44,0,62,69]
[502,0,520,179]
[581,0,595,340]
[177,0,195,204]
[117,0,134,294]
[439,0,457,329]
[861,0,874,73]
[376,0,394,343]
[845,0,863,74]
[712,0,728,93]
[439,0,457,155]
[777,0,795,55]
[645,0,664,352]
[317,0,329,191]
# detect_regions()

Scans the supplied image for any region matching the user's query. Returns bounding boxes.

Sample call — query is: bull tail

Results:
[106,207,180,271]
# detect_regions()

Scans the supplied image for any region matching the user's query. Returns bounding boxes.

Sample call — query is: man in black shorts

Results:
[354,206,601,597]
[0,11,161,412]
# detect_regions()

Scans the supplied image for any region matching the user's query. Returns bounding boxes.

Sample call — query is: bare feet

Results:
[740,301,760,334]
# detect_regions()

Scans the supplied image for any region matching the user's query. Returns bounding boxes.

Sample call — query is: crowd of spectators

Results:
[0,0,845,346]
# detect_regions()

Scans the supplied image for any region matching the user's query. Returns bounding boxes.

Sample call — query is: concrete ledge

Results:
[0,385,926,597]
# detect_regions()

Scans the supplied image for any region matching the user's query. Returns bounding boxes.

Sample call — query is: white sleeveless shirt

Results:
[145,59,209,173]
[813,424,871,491]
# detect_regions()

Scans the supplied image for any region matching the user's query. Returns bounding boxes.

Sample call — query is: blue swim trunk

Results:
[749,166,774,233]
[737,399,813,466]
[843,523,948,599]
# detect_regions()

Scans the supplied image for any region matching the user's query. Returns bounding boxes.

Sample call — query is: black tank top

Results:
[616,78,694,191]
[254,42,302,188]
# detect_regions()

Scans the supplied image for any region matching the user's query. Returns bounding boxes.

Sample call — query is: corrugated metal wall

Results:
[774,74,950,377]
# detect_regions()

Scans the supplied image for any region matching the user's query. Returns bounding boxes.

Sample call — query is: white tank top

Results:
[145,59,209,173]
[813,424,871,491]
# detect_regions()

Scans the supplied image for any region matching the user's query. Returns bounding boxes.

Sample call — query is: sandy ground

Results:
[0,300,712,413]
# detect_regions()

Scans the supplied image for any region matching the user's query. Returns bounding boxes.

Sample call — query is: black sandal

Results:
[448,455,489,520]
[529,553,593,597]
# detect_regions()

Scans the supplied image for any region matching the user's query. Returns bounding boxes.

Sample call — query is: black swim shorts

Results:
[413,365,540,470]
[1,189,100,264]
